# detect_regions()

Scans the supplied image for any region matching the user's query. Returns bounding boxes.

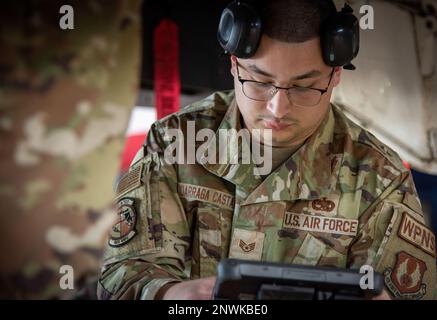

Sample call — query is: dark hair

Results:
[259,0,337,43]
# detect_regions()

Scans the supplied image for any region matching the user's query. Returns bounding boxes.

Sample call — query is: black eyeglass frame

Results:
[235,61,336,107]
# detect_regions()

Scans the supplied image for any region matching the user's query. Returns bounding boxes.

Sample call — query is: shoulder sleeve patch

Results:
[398,211,435,258]
[109,198,137,247]
[374,202,436,299]
[115,163,144,199]
[384,251,428,299]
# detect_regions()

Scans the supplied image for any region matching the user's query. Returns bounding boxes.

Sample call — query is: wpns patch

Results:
[109,198,137,247]
[384,251,427,299]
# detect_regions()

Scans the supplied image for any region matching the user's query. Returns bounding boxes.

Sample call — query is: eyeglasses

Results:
[236,62,335,108]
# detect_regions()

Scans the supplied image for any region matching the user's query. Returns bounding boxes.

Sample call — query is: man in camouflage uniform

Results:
[98,0,436,300]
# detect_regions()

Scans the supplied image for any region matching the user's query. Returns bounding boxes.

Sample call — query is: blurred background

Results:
[0,0,436,299]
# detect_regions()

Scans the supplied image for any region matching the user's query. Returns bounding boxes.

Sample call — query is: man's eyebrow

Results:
[247,64,322,81]
[292,70,322,80]
[247,64,275,78]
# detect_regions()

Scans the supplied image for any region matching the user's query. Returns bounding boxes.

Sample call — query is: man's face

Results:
[231,35,342,147]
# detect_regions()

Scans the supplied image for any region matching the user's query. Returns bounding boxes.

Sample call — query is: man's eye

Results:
[296,82,316,89]
[293,86,312,92]
[252,82,271,89]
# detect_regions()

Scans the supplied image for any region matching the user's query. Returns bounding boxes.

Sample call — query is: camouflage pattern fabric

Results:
[98,91,436,300]
[0,0,142,299]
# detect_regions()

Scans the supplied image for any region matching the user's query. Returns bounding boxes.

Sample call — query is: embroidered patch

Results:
[398,212,436,258]
[384,251,427,299]
[312,198,335,212]
[283,212,358,236]
[307,194,340,217]
[229,228,264,261]
[239,239,256,253]
[115,163,144,199]
[109,198,137,247]
[177,183,235,210]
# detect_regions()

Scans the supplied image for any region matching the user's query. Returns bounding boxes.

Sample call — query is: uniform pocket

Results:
[197,203,233,277]
[292,233,326,266]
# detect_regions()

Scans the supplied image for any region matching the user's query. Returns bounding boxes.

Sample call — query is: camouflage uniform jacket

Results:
[97,90,436,300]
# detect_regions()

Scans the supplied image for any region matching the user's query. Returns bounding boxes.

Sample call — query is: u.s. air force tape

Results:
[282,212,359,236]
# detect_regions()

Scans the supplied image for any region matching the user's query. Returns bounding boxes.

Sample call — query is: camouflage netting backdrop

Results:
[0,0,142,299]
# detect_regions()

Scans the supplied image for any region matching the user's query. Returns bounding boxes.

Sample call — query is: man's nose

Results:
[266,89,290,119]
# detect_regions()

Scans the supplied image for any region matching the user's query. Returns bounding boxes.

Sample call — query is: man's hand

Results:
[161,277,216,300]
[159,276,391,300]
[371,289,392,300]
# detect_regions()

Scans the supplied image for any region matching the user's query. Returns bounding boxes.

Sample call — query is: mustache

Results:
[258,117,299,125]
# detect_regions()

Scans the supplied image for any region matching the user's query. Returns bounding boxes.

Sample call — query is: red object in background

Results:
[403,160,411,171]
[119,107,156,173]
[119,19,180,174]
[154,19,181,119]
[120,133,147,173]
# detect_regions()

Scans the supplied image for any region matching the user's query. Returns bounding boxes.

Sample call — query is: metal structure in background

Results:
[333,0,437,174]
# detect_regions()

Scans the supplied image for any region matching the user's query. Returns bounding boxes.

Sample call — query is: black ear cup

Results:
[217,1,262,58]
[217,1,360,67]
[321,4,360,68]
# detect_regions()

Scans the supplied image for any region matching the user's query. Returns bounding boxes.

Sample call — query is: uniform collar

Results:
[200,94,342,204]
[200,98,264,197]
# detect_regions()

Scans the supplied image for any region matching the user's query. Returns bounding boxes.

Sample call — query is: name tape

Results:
[178,183,235,210]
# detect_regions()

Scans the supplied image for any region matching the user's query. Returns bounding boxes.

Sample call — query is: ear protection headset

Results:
[217,0,360,70]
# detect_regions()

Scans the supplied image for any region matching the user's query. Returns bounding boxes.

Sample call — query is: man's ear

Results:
[230,55,237,77]
[332,67,342,87]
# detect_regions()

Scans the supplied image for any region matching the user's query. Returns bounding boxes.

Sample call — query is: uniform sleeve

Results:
[348,169,436,300]
[97,123,191,300]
